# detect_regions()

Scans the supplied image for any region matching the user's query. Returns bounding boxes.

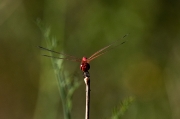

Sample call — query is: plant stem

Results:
[84,72,90,119]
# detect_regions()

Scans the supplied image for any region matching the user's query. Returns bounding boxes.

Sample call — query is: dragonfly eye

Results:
[82,57,87,62]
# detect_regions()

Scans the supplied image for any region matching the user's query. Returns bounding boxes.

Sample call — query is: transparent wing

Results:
[38,46,81,62]
[42,55,81,62]
[87,34,128,62]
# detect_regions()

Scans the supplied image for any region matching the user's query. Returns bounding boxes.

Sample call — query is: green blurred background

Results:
[0,0,180,119]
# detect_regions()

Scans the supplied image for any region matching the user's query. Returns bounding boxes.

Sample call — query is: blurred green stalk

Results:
[37,20,80,119]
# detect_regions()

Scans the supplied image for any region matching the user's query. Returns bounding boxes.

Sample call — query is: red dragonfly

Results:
[39,34,128,73]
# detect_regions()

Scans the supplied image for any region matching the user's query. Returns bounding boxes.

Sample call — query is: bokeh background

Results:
[0,0,180,119]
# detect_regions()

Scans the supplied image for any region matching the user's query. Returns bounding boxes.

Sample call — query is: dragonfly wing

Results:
[38,46,78,59]
[88,34,128,62]
[39,46,81,62]
[42,55,81,62]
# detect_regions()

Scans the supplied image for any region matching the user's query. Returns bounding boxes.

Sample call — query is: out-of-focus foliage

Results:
[37,24,81,119]
[111,97,134,119]
[0,0,180,119]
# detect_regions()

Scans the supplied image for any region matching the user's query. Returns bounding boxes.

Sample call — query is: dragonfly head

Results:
[82,57,88,62]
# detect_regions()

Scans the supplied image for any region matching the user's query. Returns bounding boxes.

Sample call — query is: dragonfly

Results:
[39,34,128,74]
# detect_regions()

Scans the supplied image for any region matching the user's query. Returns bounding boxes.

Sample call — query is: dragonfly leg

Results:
[83,71,90,78]
[83,71,90,85]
